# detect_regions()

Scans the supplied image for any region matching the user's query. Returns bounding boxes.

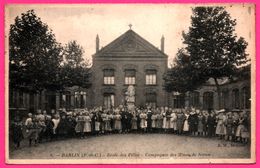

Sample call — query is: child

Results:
[25,114,40,147]
[139,110,147,133]
[183,110,190,134]
[225,112,234,141]
[75,112,85,139]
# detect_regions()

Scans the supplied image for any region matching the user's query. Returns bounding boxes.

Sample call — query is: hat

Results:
[216,109,225,114]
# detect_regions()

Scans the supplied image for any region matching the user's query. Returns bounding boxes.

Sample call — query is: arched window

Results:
[203,92,214,110]
[190,91,200,108]
[146,92,157,108]
[241,87,250,109]
[103,93,115,109]
[232,89,240,109]
[173,94,185,108]
[221,90,229,109]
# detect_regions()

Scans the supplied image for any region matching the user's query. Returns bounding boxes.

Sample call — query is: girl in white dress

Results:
[183,111,190,133]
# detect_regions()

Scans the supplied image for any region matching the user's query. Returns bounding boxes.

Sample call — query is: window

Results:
[125,69,136,85]
[19,91,24,107]
[232,89,240,109]
[241,87,250,109]
[146,70,156,85]
[221,90,229,109]
[75,91,86,108]
[104,69,115,85]
[190,91,200,108]
[146,92,157,108]
[173,94,185,108]
[65,94,71,110]
[104,94,115,109]
[203,92,214,110]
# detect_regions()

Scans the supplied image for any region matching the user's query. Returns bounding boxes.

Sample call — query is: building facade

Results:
[168,78,251,111]
[9,29,251,118]
[91,29,168,108]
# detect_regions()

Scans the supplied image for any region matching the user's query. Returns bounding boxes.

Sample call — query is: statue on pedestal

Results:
[125,85,135,112]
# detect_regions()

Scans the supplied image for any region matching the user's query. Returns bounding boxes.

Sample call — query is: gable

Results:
[94,30,167,58]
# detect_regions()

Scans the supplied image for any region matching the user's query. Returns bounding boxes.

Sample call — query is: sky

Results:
[6,4,255,67]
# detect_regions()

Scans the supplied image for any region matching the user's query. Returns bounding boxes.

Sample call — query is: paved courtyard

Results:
[9,134,250,160]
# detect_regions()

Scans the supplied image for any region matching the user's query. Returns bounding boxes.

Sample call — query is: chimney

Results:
[161,35,164,53]
[96,34,99,53]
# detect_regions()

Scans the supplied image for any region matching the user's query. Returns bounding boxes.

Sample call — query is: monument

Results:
[125,85,135,112]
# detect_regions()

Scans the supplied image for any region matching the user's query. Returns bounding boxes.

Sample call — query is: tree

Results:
[60,40,91,89]
[165,7,249,109]
[63,40,85,68]
[9,10,63,92]
[163,48,207,93]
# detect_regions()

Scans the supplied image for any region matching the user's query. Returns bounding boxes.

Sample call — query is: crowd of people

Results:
[10,105,251,149]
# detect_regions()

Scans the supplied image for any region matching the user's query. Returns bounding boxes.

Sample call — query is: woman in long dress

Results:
[162,107,167,132]
[52,114,60,140]
[113,109,122,133]
[106,111,113,133]
[165,108,171,133]
[131,112,138,132]
[240,114,250,144]
[83,112,92,137]
[75,113,85,138]
[235,112,248,142]
[157,110,164,133]
[176,111,185,135]
[183,111,190,134]
[101,111,107,134]
[151,111,157,133]
[197,112,205,136]
[215,112,226,139]
[170,110,177,133]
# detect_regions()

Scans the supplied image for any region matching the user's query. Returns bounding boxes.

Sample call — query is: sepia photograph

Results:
[5,3,255,164]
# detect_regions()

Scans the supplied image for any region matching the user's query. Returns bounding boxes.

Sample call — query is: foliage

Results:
[164,7,249,98]
[9,10,63,91]
[60,40,91,89]
[183,7,248,80]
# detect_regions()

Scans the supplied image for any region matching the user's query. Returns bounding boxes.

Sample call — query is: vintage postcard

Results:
[5,3,256,164]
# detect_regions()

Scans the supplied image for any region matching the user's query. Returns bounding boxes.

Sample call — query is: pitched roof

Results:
[93,29,168,58]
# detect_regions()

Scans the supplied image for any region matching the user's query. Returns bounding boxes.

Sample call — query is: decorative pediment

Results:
[94,30,167,58]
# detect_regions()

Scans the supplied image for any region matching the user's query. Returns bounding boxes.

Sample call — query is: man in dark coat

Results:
[188,110,198,135]
[146,109,152,133]
[126,111,133,133]
[121,108,128,133]
[207,112,216,137]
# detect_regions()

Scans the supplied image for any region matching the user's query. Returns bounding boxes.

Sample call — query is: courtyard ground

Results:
[9,133,250,160]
